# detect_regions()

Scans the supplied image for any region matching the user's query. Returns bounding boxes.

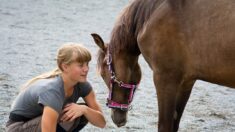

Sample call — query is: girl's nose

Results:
[83,65,89,72]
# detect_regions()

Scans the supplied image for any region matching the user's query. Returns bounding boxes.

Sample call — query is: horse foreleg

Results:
[154,73,181,132]
[173,80,195,131]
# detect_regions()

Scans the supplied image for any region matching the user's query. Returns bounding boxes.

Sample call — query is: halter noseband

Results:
[106,48,139,111]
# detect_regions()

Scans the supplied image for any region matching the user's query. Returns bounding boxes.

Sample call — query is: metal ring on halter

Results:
[111,75,116,80]
[113,78,123,87]
[118,81,123,87]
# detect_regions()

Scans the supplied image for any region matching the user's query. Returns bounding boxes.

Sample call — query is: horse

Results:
[91,0,235,131]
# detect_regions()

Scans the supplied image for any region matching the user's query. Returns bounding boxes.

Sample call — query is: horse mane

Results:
[109,0,164,55]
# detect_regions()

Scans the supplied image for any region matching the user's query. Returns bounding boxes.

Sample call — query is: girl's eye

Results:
[78,63,88,67]
[78,64,83,67]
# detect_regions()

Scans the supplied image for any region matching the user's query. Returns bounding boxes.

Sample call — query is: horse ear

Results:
[91,33,105,51]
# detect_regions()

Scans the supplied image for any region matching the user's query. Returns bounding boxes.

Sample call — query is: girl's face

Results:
[65,62,89,82]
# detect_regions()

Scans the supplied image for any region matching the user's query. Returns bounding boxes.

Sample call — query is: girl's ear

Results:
[61,63,68,72]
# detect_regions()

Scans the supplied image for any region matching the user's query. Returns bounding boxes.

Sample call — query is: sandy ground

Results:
[0,0,235,131]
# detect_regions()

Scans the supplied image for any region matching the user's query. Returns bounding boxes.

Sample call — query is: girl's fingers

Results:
[63,103,76,113]
[66,111,77,121]
[60,114,69,122]
[62,114,71,122]
[60,110,73,122]
[61,103,81,121]
[64,110,72,115]
[69,115,77,122]
[66,110,74,118]
[62,105,71,113]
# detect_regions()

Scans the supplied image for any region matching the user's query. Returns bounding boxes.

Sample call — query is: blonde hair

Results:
[21,43,91,91]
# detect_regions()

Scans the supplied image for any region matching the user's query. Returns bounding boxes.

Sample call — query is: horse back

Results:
[138,0,235,88]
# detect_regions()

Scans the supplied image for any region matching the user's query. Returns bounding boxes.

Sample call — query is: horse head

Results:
[91,33,141,127]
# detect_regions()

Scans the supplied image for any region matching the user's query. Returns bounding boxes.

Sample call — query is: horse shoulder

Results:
[137,1,188,73]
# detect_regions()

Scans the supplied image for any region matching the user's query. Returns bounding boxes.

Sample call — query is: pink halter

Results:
[106,48,139,111]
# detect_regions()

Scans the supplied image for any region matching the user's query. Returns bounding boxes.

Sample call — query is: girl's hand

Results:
[60,103,87,122]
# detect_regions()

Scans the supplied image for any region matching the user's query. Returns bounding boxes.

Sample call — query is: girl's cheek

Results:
[75,67,82,74]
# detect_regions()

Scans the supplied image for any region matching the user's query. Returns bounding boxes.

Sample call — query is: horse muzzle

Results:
[111,108,128,127]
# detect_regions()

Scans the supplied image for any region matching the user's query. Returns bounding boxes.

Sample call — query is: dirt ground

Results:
[0,0,235,131]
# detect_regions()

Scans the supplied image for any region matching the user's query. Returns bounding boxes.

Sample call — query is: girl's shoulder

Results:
[76,81,92,88]
[27,76,64,95]
[75,81,92,98]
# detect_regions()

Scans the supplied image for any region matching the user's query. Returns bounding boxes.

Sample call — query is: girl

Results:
[6,43,106,132]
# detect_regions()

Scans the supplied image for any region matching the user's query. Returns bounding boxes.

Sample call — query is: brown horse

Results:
[91,0,235,131]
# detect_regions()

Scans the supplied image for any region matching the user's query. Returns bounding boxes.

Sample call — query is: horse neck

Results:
[109,0,163,55]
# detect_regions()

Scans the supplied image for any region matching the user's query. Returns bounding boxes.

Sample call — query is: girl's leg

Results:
[71,115,88,132]
[58,115,88,132]
[6,115,86,132]
[56,124,67,132]
[6,116,41,132]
